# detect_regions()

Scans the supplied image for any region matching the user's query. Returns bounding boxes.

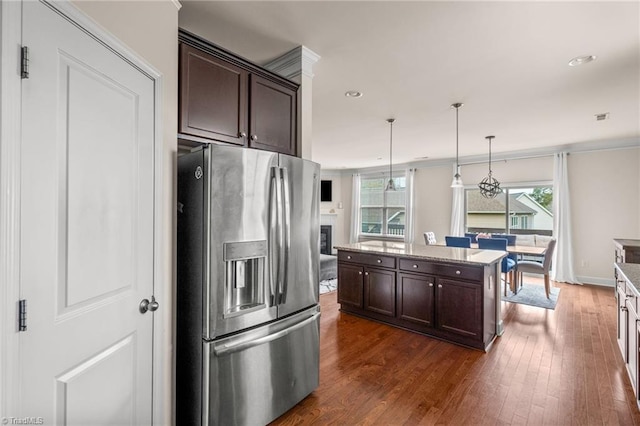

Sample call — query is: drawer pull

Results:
[377,259,382,263]
[455,270,461,275]
[412,264,418,268]
[347,255,352,260]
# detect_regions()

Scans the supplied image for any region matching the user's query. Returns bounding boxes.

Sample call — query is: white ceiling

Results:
[179,1,640,170]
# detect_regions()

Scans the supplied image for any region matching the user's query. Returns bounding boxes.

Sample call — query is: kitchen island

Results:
[334,241,507,351]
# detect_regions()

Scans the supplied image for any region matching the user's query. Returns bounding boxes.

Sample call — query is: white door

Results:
[19,2,156,424]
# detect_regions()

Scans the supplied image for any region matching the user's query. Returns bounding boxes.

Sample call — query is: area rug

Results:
[502,284,560,310]
[320,278,337,294]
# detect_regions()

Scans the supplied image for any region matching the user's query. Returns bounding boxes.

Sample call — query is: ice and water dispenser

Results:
[223,240,267,317]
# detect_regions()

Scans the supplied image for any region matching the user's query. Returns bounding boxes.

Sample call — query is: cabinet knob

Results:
[455,270,461,275]
[622,306,628,312]
[358,271,362,275]
[438,284,443,288]
[239,131,247,138]
[365,272,369,276]
[428,283,433,287]
[377,259,382,263]
[250,134,258,141]
[412,264,418,268]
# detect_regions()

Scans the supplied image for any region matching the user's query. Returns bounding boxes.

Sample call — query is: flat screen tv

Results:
[320,180,332,202]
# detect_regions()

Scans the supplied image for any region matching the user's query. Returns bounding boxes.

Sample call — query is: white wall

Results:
[569,148,640,284]
[71,1,179,423]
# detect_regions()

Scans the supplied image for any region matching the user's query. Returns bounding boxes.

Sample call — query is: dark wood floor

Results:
[272,280,640,425]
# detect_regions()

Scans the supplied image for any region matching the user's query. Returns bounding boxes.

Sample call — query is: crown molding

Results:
[172,0,182,11]
[265,45,321,80]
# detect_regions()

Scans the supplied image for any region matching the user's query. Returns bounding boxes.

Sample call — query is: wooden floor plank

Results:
[271,281,640,425]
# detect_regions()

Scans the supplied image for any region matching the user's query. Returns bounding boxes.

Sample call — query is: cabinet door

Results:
[338,263,363,308]
[436,279,482,340]
[364,268,396,317]
[249,75,297,156]
[398,273,434,327]
[179,44,247,145]
[618,287,629,362]
[628,300,638,392]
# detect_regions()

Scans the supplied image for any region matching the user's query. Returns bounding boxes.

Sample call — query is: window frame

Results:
[464,181,553,236]
[358,172,407,240]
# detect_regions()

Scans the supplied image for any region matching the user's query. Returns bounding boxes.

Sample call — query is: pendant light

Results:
[478,135,502,198]
[385,118,396,191]
[450,103,464,188]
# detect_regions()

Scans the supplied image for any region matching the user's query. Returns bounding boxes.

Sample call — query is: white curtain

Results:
[450,186,465,237]
[552,152,580,284]
[404,168,416,244]
[349,173,361,243]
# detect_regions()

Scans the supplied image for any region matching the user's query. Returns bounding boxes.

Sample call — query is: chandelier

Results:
[478,135,502,198]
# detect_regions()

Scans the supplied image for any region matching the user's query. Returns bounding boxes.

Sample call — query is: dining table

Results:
[435,242,548,293]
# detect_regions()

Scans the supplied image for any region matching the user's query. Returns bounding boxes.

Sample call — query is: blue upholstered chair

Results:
[478,237,516,296]
[445,236,472,248]
[465,232,479,243]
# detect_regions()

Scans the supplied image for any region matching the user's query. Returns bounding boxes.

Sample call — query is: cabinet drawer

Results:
[399,258,482,282]
[338,251,396,269]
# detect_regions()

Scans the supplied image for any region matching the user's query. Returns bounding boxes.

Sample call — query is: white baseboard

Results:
[575,275,615,287]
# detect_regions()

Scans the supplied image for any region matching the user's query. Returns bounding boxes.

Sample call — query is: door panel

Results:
[20,2,155,422]
[337,264,364,308]
[277,154,320,317]
[249,75,296,155]
[206,145,279,338]
[364,267,396,317]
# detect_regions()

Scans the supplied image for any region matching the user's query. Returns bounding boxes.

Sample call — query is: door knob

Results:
[140,295,159,314]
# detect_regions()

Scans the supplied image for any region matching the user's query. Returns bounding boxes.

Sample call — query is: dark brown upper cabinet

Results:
[178,30,299,156]
[179,44,247,145]
[249,75,297,155]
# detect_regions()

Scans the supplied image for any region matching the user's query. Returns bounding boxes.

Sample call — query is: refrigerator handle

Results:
[269,167,279,305]
[279,167,291,304]
[213,312,320,356]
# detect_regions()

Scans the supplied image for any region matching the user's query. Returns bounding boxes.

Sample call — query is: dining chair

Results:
[423,232,437,245]
[516,238,556,299]
[464,232,479,243]
[477,237,516,296]
[445,236,471,248]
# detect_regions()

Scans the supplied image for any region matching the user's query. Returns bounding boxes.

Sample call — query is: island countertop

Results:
[334,241,506,266]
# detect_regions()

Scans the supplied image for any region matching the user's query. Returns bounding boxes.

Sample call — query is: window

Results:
[465,185,553,235]
[360,174,406,237]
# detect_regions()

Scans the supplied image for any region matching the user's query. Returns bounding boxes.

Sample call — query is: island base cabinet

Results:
[618,287,628,360]
[364,268,396,317]
[338,263,364,308]
[337,249,497,351]
[397,273,435,327]
[436,279,482,340]
[627,296,638,395]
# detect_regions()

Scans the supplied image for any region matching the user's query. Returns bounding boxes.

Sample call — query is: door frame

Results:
[0,1,167,423]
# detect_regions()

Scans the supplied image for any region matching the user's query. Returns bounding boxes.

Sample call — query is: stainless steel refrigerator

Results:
[176,144,321,425]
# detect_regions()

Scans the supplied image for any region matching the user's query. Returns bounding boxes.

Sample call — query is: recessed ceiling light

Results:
[595,112,609,121]
[345,90,363,98]
[377,157,383,160]
[568,55,596,67]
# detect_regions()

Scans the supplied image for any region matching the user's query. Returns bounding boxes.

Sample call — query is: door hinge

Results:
[18,299,27,331]
[21,46,29,79]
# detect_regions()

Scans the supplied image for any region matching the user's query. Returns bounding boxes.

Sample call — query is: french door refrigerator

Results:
[177,144,321,425]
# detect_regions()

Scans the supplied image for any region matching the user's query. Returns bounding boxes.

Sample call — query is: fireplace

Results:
[320,225,332,255]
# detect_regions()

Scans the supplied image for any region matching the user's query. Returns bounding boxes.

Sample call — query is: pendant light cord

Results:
[389,119,393,179]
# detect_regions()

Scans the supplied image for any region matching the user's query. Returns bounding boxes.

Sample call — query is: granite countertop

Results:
[616,263,640,294]
[334,241,506,266]
[614,238,640,248]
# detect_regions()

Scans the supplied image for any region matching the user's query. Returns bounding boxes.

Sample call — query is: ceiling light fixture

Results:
[595,112,609,121]
[478,135,502,199]
[450,103,464,188]
[385,118,396,191]
[568,55,596,67]
[345,90,363,98]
